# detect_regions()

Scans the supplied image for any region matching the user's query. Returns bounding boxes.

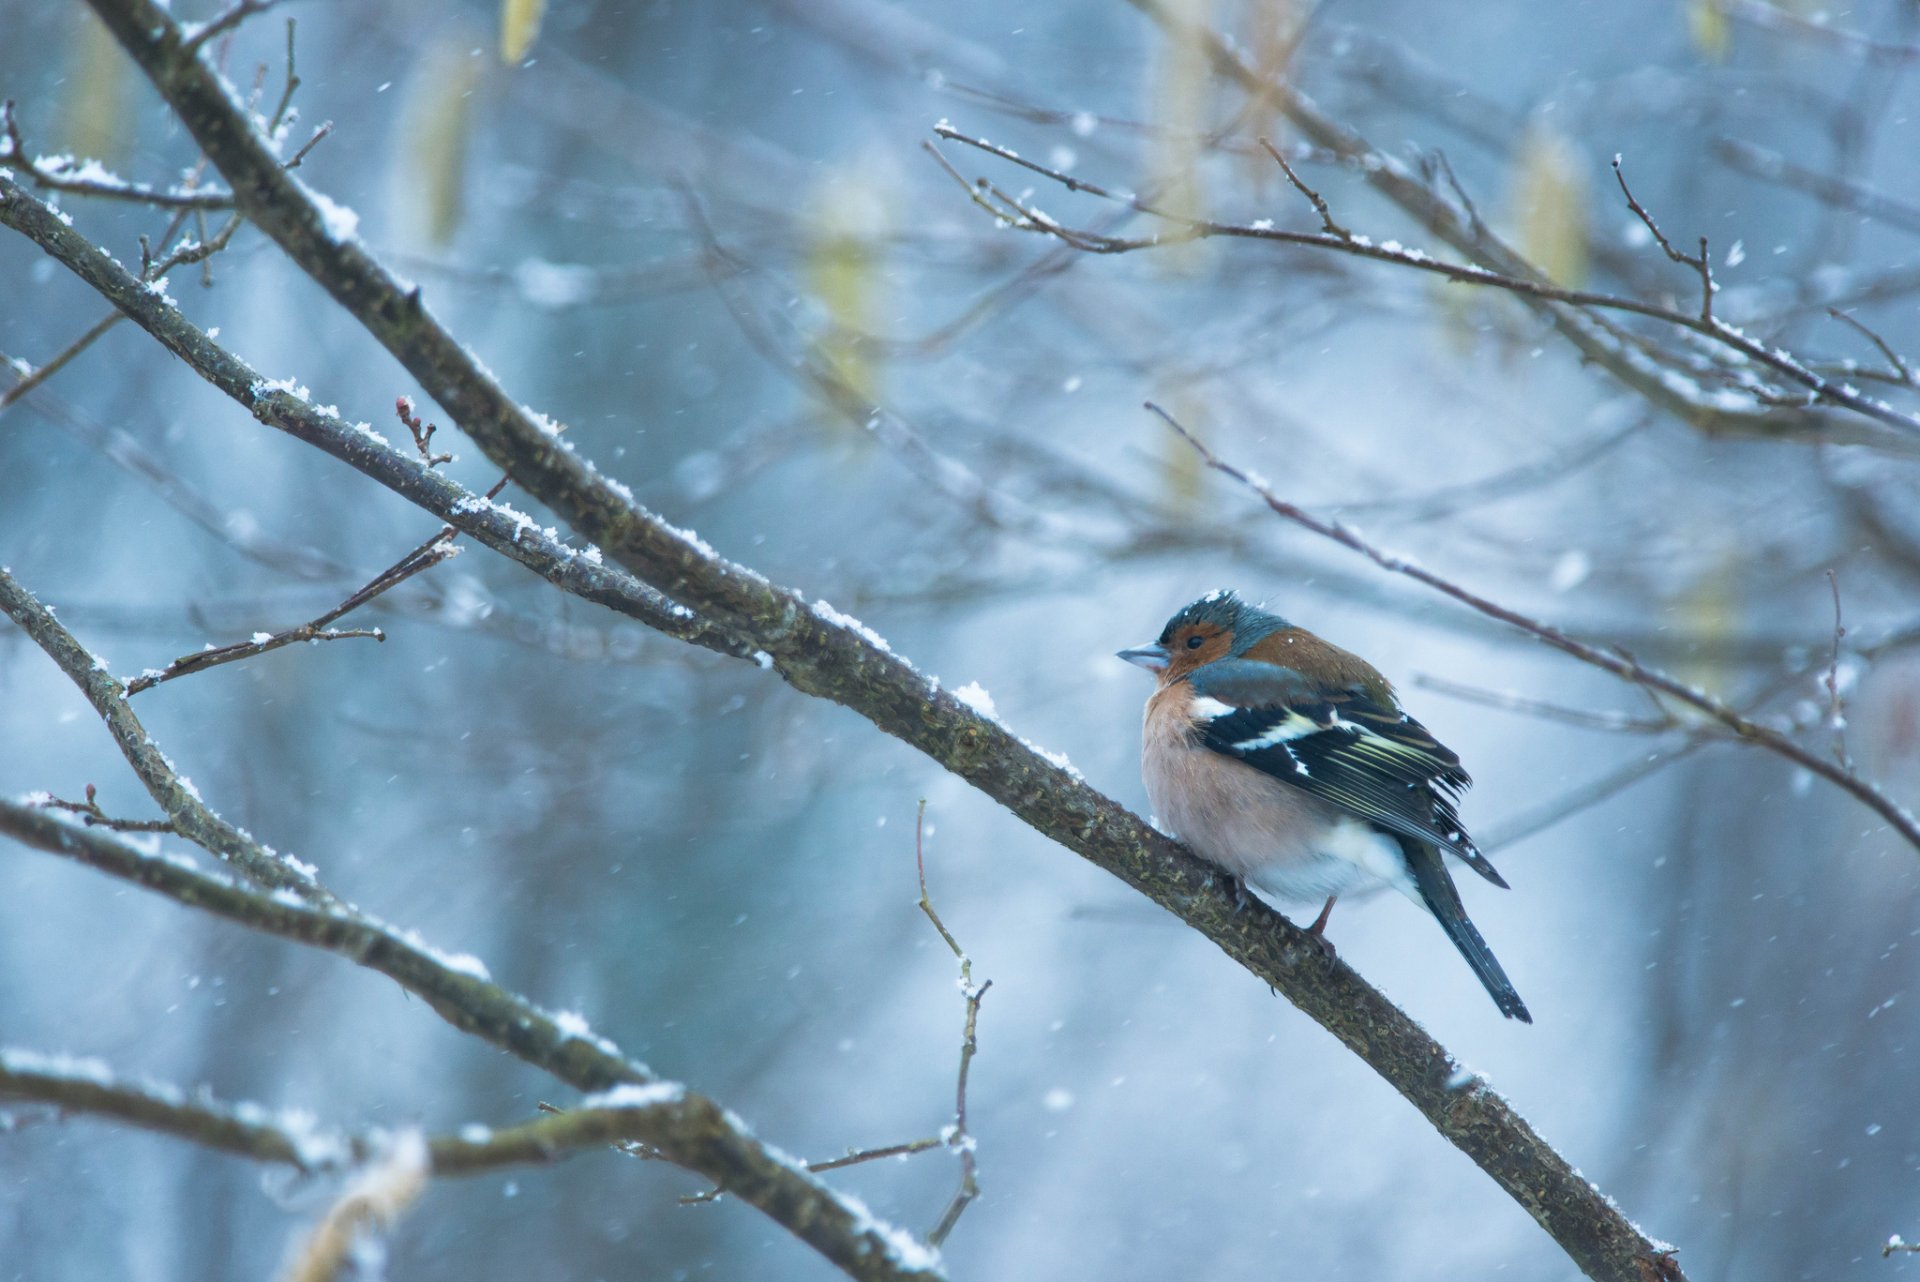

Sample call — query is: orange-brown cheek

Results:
[1164,635,1231,681]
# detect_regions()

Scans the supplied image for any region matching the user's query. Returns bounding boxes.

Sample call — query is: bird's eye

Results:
[1185,634,1206,650]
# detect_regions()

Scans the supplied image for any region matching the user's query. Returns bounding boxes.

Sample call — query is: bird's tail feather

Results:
[1401,838,1532,1023]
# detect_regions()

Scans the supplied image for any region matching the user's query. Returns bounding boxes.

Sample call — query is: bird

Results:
[1118,589,1531,1022]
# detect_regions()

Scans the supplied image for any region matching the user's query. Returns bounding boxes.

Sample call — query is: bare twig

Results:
[0,564,338,899]
[1825,570,1854,771]
[1611,158,1714,322]
[0,312,123,411]
[0,101,236,211]
[1718,137,1920,239]
[0,171,751,665]
[1413,675,1678,735]
[678,1135,948,1206]
[678,803,990,1226]
[1826,308,1916,387]
[140,210,247,281]
[266,18,301,135]
[120,531,467,696]
[930,124,1920,448]
[916,800,988,1248]
[284,121,332,170]
[34,784,175,833]
[125,624,388,695]
[1259,136,1350,239]
[181,0,281,54]
[1479,739,1711,854]
[395,395,454,466]
[1145,401,1920,856]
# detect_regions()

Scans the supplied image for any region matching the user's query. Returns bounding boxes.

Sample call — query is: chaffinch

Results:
[1119,590,1531,1022]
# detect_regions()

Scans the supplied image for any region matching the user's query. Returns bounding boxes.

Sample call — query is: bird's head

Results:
[1116,589,1288,683]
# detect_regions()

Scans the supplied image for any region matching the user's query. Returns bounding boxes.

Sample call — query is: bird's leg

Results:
[1227,872,1253,912]
[1302,896,1338,966]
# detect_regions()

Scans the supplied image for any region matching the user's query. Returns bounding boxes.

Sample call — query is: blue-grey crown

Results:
[1157,589,1289,653]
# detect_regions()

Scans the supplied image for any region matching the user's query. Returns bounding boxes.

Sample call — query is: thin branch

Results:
[0,803,945,1282]
[1826,308,1916,387]
[1717,137,1920,239]
[0,312,124,412]
[0,101,236,210]
[679,1136,947,1206]
[33,785,175,833]
[1478,738,1711,854]
[1413,675,1678,735]
[1259,136,1350,239]
[181,0,282,54]
[0,171,754,666]
[1146,401,1920,858]
[680,803,991,1221]
[122,533,462,695]
[142,210,247,281]
[929,124,1920,449]
[1610,158,1714,323]
[266,17,302,135]
[125,624,389,695]
[916,800,988,1248]
[1825,570,1854,771]
[284,121,332,170]
[1115,0,1917,453]
[0,564,338,900]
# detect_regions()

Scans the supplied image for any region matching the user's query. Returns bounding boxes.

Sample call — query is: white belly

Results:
[1143,713,1418,906]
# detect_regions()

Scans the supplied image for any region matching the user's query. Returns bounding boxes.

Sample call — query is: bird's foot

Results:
[1302,896,1338,970]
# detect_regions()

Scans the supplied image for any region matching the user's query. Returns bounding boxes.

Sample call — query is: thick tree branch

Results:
[0,1047,876,1182]
[0,173,754,669]
[0,803,942,1281]
[0,565,334,900]
[22,6,1687,1276]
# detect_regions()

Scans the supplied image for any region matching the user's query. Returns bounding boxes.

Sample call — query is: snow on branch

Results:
[0,798,945,1282]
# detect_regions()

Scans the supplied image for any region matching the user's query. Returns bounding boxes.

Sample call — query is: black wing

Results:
[1187,658,1508,888]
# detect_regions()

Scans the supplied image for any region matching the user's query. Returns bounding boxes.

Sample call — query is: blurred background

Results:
[4,0,1920,1277]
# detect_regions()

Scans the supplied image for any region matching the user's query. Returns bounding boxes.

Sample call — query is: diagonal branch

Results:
[0,564,336,900]
[0,804,943,1282]
[123,532,456,695]
[0,1046,880,1182]
[0,172,754,669]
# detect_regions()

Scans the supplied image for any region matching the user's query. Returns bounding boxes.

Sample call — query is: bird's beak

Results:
[1116,642,1170,673]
